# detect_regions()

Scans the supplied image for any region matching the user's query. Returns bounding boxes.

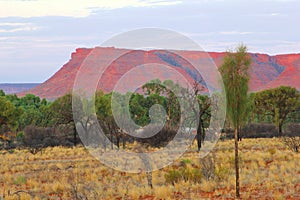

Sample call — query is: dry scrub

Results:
[0,138,299,199]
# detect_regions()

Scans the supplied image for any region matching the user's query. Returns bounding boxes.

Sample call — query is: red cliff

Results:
[20,47,300,99]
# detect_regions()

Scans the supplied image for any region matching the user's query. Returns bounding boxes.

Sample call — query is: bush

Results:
[23,125,72,152]
[241,123,278,138]
[24,126,52,147]
[281,123,300,152]
[165,154,222,185]
[181,159,192,164]
[16,131,24,140]
[282,137,300,152]
[136,124,178,147]
[286,123,300,137]
[200,154,216,181]
[24,125,76,150]
[165,170,182,185]
[268,147,277,155]
[215,165,231,181]
[14,176,26,185]
[165,167,202,185]
[223,123,299,139]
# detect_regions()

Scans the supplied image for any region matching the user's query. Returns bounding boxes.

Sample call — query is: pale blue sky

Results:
[0,0,299,83]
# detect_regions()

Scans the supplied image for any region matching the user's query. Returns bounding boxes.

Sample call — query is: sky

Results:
[0,0,299,83]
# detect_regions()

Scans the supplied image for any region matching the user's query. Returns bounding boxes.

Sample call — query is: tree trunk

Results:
[196,119,203,151]
[110,133,114,149]
[238,126,242,141]
[234,128,240,198]
[146,172,153,188]
[122,136,126,149]
[278,123,283,137]
[116,134,120,149]
[73,126,77,146]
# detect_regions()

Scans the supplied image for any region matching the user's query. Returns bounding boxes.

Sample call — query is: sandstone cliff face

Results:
[20,47,300,99]
[262,54,300,91]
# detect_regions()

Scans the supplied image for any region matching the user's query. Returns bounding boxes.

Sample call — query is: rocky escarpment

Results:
[20,47,300,99]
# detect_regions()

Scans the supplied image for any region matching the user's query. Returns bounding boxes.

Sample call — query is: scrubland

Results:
[0,138,299,199]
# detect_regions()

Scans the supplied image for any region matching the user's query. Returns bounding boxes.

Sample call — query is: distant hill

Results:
[0,83,39,94]
[19,47,300,99]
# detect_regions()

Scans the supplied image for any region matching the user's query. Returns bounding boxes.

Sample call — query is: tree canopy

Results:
[254,86,300,136]
[0,96,23,132]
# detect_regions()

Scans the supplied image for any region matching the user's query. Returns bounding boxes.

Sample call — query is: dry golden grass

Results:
[0,138,299,199]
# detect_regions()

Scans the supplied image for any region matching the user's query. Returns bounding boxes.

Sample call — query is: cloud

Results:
[0,0,182,18]
[201,40,300,55]
[248,12,284,17]
[264,0,297,2]
[201,41,238,52]
[270,13,280,16]
[256,40,300,55]
[0,35,88,50]
[219,31,253,35]
[0,22,40,33]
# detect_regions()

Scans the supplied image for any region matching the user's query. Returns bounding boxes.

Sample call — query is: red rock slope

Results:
[20,47,300,99]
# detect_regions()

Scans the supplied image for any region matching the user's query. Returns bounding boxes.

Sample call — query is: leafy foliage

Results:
[219,45,251,130]
[219,44,251,198]
[254,86,300,136]
[0,96,23,132]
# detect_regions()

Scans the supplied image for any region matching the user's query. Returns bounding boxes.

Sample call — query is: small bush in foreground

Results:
[165,167,202,185]
[281,123,300,152]
[281,137,300,152]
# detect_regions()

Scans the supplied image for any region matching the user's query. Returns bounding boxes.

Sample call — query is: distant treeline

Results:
[0,80,299,151]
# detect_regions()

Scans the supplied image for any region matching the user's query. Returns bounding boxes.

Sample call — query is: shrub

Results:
[24,126,63,153]
[200,154,216,181]
[215,165,231,181]
[14,176,26,185]
[24,125,74,150]
[165,170,182,185]
[187,168,202,183]
[16,131,24,141]
[282,137,300,152]
[241,123,277,138]
[136,124,178,147]
[268,147,277,155]
[165,154,221,185]
[286,123,300,137]
[164,167,202,185]
[181,159,192,164]
[281,123,300,152]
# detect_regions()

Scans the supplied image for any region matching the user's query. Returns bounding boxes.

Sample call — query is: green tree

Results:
[38,103,55,127]
[19,94,42,108]
[196,94,211,150]
[219,44,251,198]
[237,92,255,141]
[142,80,181,128]
[72,94,99,147]
[254,86,300,136]
[0,90,5,97]
[145,93,167,124]
[142,79,164,95]
[0,96,23,132]
[142,79,212,150]
[184,81,212,151]
[19,107,43,129]
[163,81,180,126]
[11,94,49,130]
[50,94,78,146]
[129,93,149,126]
[95,91,122,149]
[5,94,20,107]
